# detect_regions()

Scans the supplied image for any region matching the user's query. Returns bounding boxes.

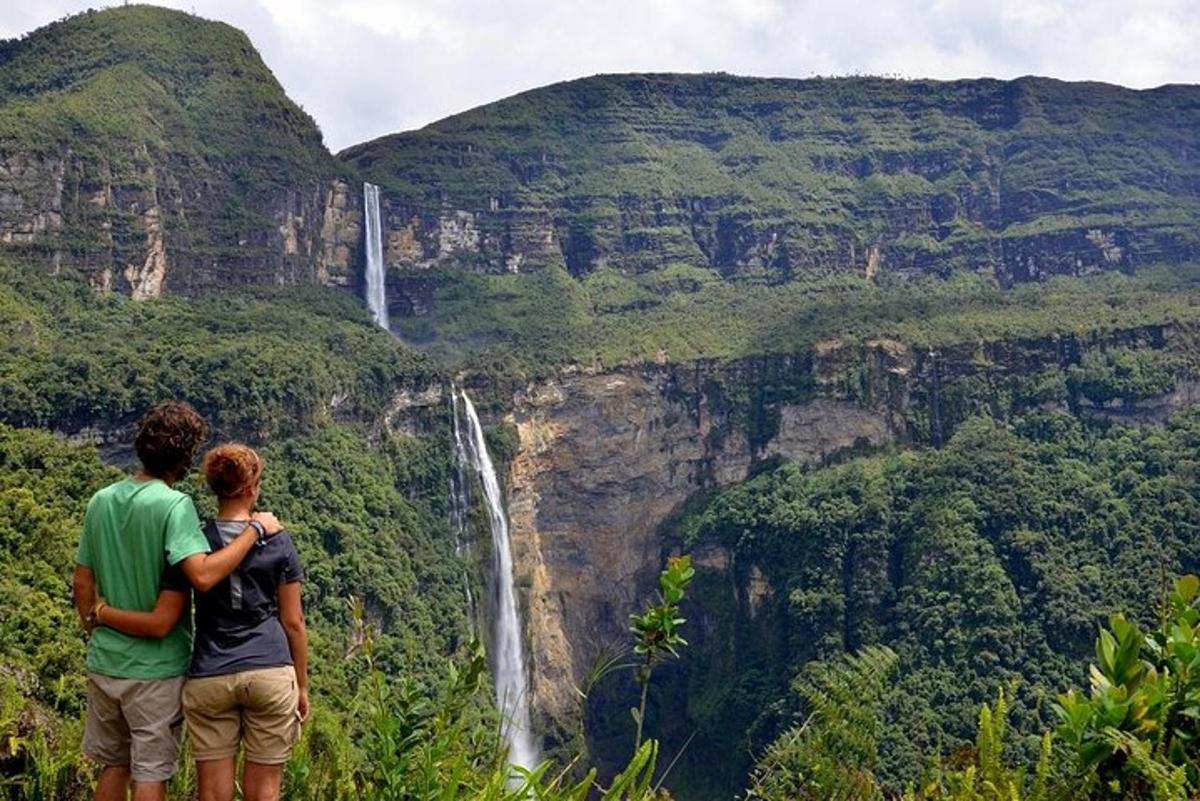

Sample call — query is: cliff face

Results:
[507,363,898,729]
[504,323,1199,739]
[0,150,361,294]
[0,7,362,295]
[343,75,1200,286]
[8,13,1199,303]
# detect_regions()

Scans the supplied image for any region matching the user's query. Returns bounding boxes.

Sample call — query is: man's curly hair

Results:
[134,401,208,481]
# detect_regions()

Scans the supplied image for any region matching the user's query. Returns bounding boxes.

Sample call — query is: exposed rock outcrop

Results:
[504,323,1200,738]
[0,145,363,295]
[506,357,901,730]
[0,6,364,298]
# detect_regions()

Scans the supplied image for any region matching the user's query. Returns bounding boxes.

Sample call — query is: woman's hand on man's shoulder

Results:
[252,511,283,535]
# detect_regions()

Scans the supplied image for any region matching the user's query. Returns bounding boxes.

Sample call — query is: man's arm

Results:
[278,581,309,721]
[73,565,96,631]
[96,590,189,639]
[179,512,281,592]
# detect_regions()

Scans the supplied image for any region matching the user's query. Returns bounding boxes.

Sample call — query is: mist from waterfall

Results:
[362,182,388,329]
[455,389,539,772]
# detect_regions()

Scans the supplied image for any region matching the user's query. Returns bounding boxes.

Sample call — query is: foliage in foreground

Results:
[746,646,899,800]
[1,559,694,801]
[752,575,1200,801]
[278,597,666,801]
[663,409,1200,793]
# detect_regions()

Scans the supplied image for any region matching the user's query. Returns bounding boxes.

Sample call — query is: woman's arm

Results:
[180,512,282,593]
[278,581,309,721]
[73,566,96,632]
[96,590,189,639]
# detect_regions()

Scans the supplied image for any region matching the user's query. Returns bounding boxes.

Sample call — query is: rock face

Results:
[343,74,1200,286]
[0,7,362,296]
[0,145,363,297]
[508,363,898,729]
[504,323,1199,739]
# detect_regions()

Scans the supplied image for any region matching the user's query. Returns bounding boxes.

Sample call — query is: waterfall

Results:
[449,390,475,615]
[455,389,539,771]
[363,182,388,329]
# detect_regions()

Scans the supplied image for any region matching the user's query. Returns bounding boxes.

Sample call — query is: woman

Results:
[92,443,308,801]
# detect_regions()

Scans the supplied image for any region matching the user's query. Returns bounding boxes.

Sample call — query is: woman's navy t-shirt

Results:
[184,520,304,677]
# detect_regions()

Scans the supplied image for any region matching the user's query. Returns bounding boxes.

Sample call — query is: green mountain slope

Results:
[5,8,1200,801]
[584,410,1200,797]
[0,5,355,294]
[343,73,1200,287]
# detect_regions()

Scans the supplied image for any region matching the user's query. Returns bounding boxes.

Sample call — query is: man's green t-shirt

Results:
[76,477,211,679]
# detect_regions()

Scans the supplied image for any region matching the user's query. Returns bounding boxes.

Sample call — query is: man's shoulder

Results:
[92,478,192,515]
[87,478,128,509]
[135,480,191,509]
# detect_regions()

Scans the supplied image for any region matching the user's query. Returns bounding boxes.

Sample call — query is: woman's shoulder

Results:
[265,529,303,564]
[268,529,297,548]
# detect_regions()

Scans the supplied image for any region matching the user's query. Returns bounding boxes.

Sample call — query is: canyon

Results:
[497,324,1199,745]
[4,6,1200,796]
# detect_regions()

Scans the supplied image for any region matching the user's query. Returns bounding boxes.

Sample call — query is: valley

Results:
[2,6,1200,800]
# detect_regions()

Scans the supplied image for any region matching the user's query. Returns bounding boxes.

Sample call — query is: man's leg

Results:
[125,677,185,798]
[130,781,166,801]
[95,765,130,801]
[242,762,283,801]
[83,675,132,801]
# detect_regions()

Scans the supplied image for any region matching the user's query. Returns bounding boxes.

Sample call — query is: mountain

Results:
[0,5,360,295]
[337,70,1200,797]
[5,7,1200,801]
[342,73,1200,287]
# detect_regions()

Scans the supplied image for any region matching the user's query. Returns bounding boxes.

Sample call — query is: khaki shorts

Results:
[83,673,185,783]
[182,666,300,765]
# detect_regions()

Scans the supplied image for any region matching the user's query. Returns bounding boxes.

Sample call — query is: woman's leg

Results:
[242,762,284,801]
[195,758,236,801]
[184,675,241,801]
[241,668,300,801]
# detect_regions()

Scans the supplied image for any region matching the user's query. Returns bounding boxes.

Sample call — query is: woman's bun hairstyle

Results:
[202,443,264,500]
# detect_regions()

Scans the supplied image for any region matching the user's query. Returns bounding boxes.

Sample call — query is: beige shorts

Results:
[182,666,300,765]
[83,673,185,782]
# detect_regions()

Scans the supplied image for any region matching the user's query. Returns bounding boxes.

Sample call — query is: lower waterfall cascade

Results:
[453,389,539,771]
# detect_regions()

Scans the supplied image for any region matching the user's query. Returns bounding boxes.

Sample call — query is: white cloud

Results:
[2,0,1197,151]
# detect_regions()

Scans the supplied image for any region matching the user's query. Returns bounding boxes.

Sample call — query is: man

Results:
[73,401,282,801]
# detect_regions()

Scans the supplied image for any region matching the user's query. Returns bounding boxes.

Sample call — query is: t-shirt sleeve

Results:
[278,534,304,584]
[164,497,211,566]
[75,495,99,567]
[160,562,191,592]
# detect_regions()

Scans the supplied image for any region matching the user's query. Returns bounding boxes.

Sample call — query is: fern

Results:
[746,645,899,801]
[902,691,1056,801]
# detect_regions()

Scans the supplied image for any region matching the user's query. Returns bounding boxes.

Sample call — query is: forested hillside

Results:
[2,6,1200,801]
[344,73,1200,372]
[346,73,1200,284]
[605,411,1200,796]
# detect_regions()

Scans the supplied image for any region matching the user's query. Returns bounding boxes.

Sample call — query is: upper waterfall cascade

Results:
[363,182,388,329]
[455,390,539,772]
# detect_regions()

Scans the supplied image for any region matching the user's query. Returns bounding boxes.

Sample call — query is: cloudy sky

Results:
[3,0,1198,151]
